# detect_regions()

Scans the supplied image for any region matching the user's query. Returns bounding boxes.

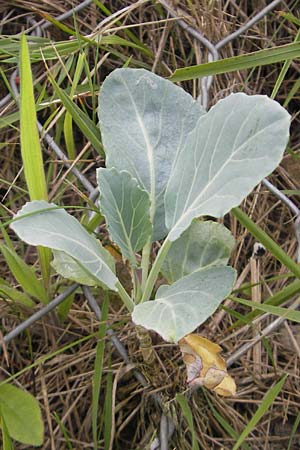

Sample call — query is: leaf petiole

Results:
[116,280,134,312]
[141,238,172,303]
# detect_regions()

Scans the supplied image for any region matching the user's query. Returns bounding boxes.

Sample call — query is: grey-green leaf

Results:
[165,93,290,241]
[132,266,236,342]
[51,250,97,286]
[161,220,235,283]
[0,383,44,446]
[99,68,205,240]
[10,201,117,290]
[97,168,152,266]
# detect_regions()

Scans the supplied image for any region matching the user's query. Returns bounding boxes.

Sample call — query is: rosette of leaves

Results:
[11,68,290,343]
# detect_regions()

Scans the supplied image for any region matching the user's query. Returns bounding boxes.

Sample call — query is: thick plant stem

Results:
[116,281,134,312]
[141,238,172,303]
[141,239,152,294]
[136,325,155,364]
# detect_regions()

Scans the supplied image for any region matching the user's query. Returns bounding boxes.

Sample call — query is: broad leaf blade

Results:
[165,93,290,241]
[132,266,236,342]
[10,201,118,290]
[161,220,235,283]
[97,168,152,266]
[51,250,97,286]
[0,383,44,446]
[99,68,205,240]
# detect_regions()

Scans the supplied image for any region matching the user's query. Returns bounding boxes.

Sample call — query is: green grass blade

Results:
[20,34,47,201]
[52,412,73,450]
[92,294,109,448]
[57,293,75,322]
[170,42,300,82]
[284,77,300,107]
[176,394,200,450]
[0,284,35,308]
[1,416,14,450]
[48,70,104,156]
[287,412,300,450]
[231,279,300,329]
[63,52,85,159]
[231,296,300,323]
[205,392,251,450]
[232,375,287,450]
[271,29,300,99]
[232,208,300,279]
[0,245,48,304]
[20,33,50,286]
[104,348,113,450]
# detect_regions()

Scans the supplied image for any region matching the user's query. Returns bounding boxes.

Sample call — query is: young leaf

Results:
[99,68,205,240]
[132,266,236,342]
[165,93,290,241]
[10,201,118,290]
[0,245,48,304]
[0,383,44,446]
[97,168,152,266]
[161,220,235,283]
[51,250,97,286]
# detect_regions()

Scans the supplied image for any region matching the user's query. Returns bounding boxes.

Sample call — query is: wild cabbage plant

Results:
[11,68,290,344]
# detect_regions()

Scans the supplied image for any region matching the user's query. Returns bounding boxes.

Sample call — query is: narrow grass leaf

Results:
[232,375,287,450]
[48,70,103,155]
[170,42,300,82]
[287,412,300,450]
[205,392,251,450]
[103,350,113,450]
[231,296,300,323]
[271,30,300,100]
[284,77,300,108]
[20,33,50,285]
[64,52,85,159]
[232,208,300,279]
[176,394,199,450]
[0,284,35,308]
[231,279,300,329]
[52,412,73,450]
[0,245,48,304]
[1,416,13,450]
[57,292,75,322]
[92,295,108,448]
[20,34,47,201]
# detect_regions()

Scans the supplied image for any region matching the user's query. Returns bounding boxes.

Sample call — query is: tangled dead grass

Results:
[1,1,300,448]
